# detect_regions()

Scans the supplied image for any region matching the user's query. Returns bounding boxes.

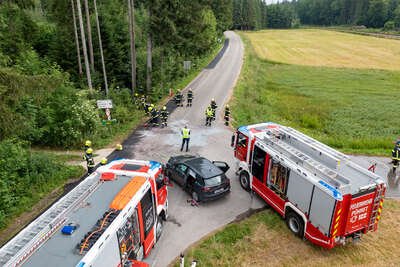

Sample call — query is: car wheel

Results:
[239,171,250,191]
[192,191,200,202]
[156,216,163,241]
[286,211,304,238]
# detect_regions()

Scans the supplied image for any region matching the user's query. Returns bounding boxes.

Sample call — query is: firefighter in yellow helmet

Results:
[210,98,217,120]
[205,106,214,126]
[100,158,108,166]
[224,105,231,126]
[160,106,169,127]
[84,140,92,150]
[83,148,95,174]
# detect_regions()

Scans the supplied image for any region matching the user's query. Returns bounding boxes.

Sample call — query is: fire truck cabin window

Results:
[140,189,155,238]
[269,160,290,197]
[252,145,266,182]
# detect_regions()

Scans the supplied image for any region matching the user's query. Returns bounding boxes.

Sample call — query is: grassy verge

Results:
[231,32,400,155]
[174,199,400,267]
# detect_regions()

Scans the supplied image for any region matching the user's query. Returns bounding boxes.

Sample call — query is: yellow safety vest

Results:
[182,128,190,139]
[206,108,213,116]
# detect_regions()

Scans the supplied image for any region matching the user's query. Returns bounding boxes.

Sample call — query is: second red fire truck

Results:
[232,122,386,249]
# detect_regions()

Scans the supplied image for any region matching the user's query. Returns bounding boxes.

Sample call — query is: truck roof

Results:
[0,159,161,267]
[239,122,385,196]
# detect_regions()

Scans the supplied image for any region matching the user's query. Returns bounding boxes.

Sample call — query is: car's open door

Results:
[212,161,230,173]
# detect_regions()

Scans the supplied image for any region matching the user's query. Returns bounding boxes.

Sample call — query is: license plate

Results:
[214,188,224,194]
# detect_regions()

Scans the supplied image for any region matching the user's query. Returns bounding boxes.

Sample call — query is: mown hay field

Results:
[245,29,400,71]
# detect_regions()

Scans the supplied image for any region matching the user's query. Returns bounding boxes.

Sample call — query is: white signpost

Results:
[97,100,113,121]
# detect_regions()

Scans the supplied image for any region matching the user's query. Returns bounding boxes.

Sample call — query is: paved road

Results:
[106,31,264,267]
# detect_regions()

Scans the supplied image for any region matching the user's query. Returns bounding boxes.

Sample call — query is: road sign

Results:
[97,99,113,109]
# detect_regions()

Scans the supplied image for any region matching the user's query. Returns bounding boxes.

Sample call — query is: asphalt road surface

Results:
[106,31,265,267]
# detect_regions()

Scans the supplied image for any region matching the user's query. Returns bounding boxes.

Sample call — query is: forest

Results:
[232,0,400,29]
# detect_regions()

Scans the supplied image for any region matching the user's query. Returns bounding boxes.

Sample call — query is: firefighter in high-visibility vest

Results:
[210,98,217,120]
[180,125,191,152]
[187,88,193,107]
[224,105,231,126]
[134,93,140,110]
[160,106,169,127]
[205,106,213,126]
[392,141,400,172]
[83,148,95,174]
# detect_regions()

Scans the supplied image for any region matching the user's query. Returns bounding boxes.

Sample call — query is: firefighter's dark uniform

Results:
[210,100,217,120]
[224,106,230,126]
[392,143,400,172]
[150,108,159,126]
[83,153,95,174]
[160,108,169,127]
[205,107,213,126]
[175,91,183,107]
[187,90,193,107]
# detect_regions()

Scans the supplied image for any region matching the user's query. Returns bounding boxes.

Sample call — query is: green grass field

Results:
[174,200,400,267]
[231,30,400,155]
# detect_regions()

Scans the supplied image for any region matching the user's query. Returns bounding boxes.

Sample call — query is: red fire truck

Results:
[232,122,386,249]
[0,159,168,267]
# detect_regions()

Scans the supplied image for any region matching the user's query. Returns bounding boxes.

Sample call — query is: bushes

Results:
[0,139,83,228]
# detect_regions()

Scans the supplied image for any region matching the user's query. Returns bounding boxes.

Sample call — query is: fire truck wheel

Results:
[156,216,163,241]
[239,171,250,191]
[286,212,304,238]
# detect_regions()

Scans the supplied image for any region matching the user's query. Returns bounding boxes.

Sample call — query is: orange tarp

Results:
[110,176,146,210]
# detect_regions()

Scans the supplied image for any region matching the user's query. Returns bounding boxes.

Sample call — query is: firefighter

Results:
[116,143,123,151]
[84,140,92,151]
[187,88,193,107]
[205,106,213,126]
[83,148,95,174]
[134,93,140,109]
[160,106,169,127]
[140,95,146,111]
[150,106,159,126]
[100,158,107,166]
[392,141,400,172]
[175,90,183,107]
[210,98,217,120]
[224,105,231,126]
[180,125,191,152]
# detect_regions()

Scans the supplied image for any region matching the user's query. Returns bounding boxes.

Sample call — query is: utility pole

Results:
[76,0,93,90]
[94,0,108,95]
[146,8,152,94]
[128,0,137,97]
[71,0,82,75]
[84,0,95,72]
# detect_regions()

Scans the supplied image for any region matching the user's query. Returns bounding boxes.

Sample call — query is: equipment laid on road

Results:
[232,122,386,249]
[0,159,168,267]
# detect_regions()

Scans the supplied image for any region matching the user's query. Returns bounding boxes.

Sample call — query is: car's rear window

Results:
[204,175,222,187]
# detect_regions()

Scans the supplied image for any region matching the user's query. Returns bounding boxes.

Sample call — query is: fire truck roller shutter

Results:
[309,187,336,236]
[286,171,314,215]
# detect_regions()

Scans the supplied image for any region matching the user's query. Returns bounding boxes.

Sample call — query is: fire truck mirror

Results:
[231,134,235,147]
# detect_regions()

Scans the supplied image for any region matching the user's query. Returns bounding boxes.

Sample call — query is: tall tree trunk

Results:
[94,0,108,95]
[76,0,93,90]
[146,9,152,94]
[71,0,82,75]
[128,0,136,97]
[84,0,94,72]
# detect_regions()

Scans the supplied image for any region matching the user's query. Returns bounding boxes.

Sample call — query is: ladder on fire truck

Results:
[368,184,385,231]
[263,126,347,184]
[0,175,100,266]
